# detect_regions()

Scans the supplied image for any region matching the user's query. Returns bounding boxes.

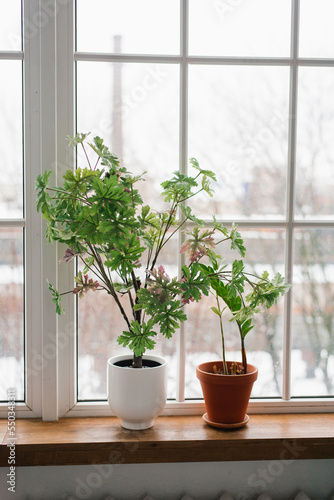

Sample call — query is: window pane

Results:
[0,227,24,401]
[0,0,21,51]
[77,228,179,400]
[189,0,291,57]
[292,229,334,397]
[295,67,334,219]
[76,0,180,55]
[76,61,179,209]
[299,0,334,58]
[0,60,23,219]
[185,228,285,399]
[188,65,289,220]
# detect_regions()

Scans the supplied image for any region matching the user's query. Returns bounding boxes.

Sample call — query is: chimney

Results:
[112,35,123,164]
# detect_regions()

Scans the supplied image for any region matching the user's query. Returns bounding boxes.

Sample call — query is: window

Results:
[0,1,24,403]
[1,0,333,420]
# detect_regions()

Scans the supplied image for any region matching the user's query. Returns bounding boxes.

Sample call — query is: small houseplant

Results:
[180,226,291,427]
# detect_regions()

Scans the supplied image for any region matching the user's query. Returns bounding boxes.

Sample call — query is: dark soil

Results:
[114,359,161,368]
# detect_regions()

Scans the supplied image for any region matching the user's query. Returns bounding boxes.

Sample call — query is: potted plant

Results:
[36,133,216,429]
[180,226,291,428]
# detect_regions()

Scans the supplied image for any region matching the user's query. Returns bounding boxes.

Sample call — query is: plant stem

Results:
[87,243,132,331]
[93,157,100,171]
[149,196,185,271]
[132,355,142,368]
[237,321,247,374]
[81,143,92,170]
[46,187,95,207]
[216,293,228,375]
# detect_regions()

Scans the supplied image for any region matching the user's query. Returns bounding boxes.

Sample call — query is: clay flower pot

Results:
[196,361,258,427]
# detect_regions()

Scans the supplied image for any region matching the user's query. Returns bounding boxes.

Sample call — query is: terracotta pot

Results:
[196,361,258,424]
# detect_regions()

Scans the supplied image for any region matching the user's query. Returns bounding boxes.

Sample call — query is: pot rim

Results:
[107,354,167,369]
[196,360,258,385]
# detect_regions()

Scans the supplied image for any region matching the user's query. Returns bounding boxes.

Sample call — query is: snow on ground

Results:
[1,350,333,402]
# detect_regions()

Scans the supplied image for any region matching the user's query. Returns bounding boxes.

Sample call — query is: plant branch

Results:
[81,142,92,170]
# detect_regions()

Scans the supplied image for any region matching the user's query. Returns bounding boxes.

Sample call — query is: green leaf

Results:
[105,234,145,275]
[189,157,216,181]
[161,172,198,203]
[47,281,64,315]
[179,205,205,226]
[210,306,221,317]
[180,263,210,302]
[152,300,187,339]
[117,320,157,357]
[135,273,182,315]
[35,170,54,220]
[230,223,246,257]
[67,132,90,147]
[240,318,254,338]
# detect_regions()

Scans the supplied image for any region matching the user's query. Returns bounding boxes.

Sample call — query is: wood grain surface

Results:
[0,414,333,466]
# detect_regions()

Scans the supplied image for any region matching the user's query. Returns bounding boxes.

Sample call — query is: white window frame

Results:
[1,0,333,421]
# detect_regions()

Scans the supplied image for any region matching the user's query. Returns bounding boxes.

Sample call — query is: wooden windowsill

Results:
[1,414,334,467]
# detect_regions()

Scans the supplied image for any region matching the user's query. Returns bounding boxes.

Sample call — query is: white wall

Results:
[1,460,334,500]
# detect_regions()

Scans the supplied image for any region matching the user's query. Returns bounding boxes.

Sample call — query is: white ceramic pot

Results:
[107,354,167,430]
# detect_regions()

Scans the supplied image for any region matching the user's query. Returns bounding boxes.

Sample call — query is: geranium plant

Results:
[36,133,219,368]
[181,226,291,374]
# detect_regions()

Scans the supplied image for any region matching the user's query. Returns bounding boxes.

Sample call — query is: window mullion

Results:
[39,0,58,421]
[282,0,300,401]
[23,0,43,417]
[175,0,189,403]
[56,0,76,418]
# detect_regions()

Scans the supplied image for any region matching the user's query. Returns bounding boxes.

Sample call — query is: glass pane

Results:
[0,60,23,219]
[185,228,285,399]
[189,0,291,57]
[76,0,180,55]
[292,229,334,397]
[188,65,289,220]
[77,228,179,400]
[295,67,334,219]
[0,227,24,401]
[0,0,21,51]
[76,61,179,209]
[299,0,334,58]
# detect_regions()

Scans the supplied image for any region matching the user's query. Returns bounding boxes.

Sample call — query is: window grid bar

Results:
[0,219,25,226]
[282,0,300,401]
[74,52,180,63]
[176,0,189,403]
[74,52,334,68]
[0,51,23,60]
[188,56,334,67]
[186,219,334,229]
[74,53,292,66]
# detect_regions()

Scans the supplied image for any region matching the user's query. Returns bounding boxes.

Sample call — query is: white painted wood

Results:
[56,0,76,418]
[175,0,189,404]
[38,0,58,421]
[23,0,44,418]
[0,51,23,60]
[282,0,300,401]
